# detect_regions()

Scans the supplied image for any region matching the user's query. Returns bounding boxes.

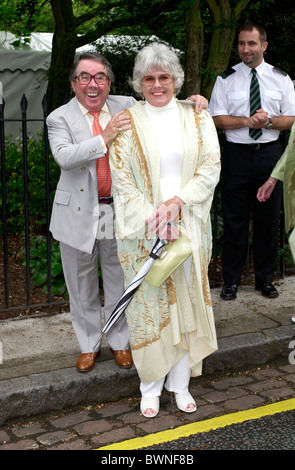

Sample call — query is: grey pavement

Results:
[0,276,294,426]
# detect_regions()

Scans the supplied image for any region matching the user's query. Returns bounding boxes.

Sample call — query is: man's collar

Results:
[241,59,266,77]
[76,99,110,116]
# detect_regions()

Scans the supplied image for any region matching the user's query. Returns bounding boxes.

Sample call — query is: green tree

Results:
[186,0,252,98]
[0,0,293,108]
[44,0,179,112]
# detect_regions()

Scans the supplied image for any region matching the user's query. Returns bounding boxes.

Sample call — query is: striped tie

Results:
[249,69,262,140]
[89,111,111,197]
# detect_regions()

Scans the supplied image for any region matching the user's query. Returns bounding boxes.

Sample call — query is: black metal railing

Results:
[0,94,64,313]
[0,94,291,314]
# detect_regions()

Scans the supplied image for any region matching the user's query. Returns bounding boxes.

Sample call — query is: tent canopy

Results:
[0,32,177,136]
[0,32,53,136]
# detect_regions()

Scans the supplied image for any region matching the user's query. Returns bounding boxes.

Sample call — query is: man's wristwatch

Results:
[266,118,273,129]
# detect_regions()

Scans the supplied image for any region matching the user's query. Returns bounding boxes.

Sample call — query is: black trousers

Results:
[221,140,283,286]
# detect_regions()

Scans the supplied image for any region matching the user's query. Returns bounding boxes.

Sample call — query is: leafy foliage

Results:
[1,1,294,107]
[0,134,60,235]
[22,234,67,296]
[92,35,184,98]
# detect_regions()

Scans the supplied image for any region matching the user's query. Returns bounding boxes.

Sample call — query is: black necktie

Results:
[249,69,262,140]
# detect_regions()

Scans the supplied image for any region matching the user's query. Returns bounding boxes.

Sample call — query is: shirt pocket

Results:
[54,189,71,205]
[228,90,247,101]
[227,90,247,115]
[263,89,282,115]
[264,90,282,101]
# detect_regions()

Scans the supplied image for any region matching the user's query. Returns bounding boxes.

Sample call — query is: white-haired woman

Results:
[110,43,221,417]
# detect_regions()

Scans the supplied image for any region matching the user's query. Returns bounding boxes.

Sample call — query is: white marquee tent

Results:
[0,31,168,136]
[0,31,104,135]
[0,32,54,136]
[0,31,133,136]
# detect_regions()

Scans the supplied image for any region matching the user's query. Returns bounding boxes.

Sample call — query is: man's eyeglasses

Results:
[142,74,172,86]
[75,72,109,85]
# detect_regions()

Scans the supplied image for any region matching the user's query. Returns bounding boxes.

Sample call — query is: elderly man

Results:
[47,52,135,372]
[47,51,208,373]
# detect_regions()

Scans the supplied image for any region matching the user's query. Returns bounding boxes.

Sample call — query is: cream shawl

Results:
[109,100,221,383]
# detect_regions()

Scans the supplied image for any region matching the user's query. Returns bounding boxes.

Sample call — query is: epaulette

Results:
[273,66,287,76]
[219,67,236,79]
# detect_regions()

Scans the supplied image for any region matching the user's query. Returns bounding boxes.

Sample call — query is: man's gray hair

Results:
[131,42,184,95]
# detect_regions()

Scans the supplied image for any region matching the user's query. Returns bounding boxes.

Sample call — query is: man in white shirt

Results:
[209,23,295,300]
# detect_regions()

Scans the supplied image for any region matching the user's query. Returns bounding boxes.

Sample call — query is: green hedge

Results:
[0,133,60,236]
[0,133,66,295]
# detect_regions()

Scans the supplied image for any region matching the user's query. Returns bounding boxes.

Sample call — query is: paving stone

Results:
[278,364,295,373]
[250,368,282,379]
[73,419,113,436]
[192,404,224,421]
[117,411,149,424]
[245,379,287,392]
[91,427,136,447]
[137,414,182,433]
[95,403,134,417]
[224,394,265,411]
[0,431,10,444]
[48,438,91,450]
[260,386,295,400]
[203,386,248,404]
[284,373,295,384]
[189,384,213,396]
[11,422,46,437]
[49,410,91,428]
[211,375,254,390]
[0,439,39,450]
[36,430,73,446]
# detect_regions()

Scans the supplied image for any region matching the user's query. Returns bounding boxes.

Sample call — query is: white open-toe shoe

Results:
[174,392,197,413]
[140,396,160,418]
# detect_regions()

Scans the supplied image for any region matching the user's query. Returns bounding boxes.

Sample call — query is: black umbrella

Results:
[93,237,165,351]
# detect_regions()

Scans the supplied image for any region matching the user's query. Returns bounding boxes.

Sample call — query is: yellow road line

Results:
[95,398,295,451]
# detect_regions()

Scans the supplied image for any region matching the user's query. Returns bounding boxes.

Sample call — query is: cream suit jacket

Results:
[47,95,136,254]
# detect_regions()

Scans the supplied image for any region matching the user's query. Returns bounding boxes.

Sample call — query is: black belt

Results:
[99,197,113,204]
[229,140,279,150]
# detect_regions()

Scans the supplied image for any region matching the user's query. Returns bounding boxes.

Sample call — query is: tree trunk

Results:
[202,26,235,98]
[183,0,252,100]
[46,33,77,113]
[46,0,78,112]
[202,0,252,98]
[184,0,204,97]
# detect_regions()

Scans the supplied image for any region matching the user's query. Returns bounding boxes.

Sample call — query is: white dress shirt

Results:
[209,60,295,144]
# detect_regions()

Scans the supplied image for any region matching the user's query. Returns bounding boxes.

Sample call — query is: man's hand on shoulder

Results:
[101,111,131,146]
[188,95,208,114]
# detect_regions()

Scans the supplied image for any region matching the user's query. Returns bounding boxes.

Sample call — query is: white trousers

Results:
[140,352,190,397]
[140,255,192,398]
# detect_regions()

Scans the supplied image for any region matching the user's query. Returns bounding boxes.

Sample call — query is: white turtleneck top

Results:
[144,97,184,201]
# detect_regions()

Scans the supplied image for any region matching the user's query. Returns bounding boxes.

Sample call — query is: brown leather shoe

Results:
[76,351,101,372]
[110,349,133,369]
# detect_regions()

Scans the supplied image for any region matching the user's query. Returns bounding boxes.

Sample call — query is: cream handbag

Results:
[135,224,192,287]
